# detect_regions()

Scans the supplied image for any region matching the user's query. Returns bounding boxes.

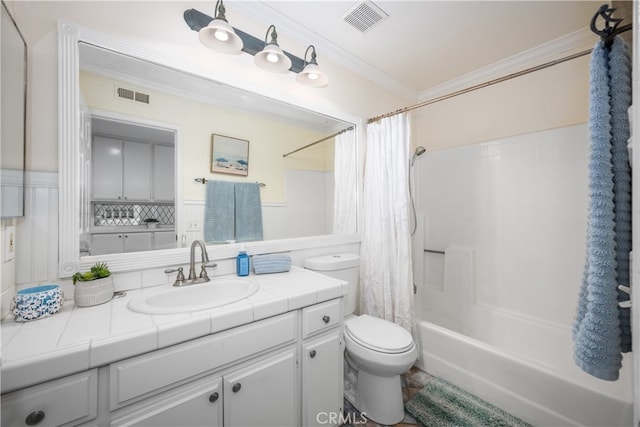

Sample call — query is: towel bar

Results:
[424,249,445,255]
[194,177,265,187]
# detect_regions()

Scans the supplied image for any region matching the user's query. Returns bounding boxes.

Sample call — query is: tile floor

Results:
[342,366,430,427]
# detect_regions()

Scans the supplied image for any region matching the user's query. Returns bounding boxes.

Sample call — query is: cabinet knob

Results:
[232,383,241,393]
[322,315,330,324]
[25,410,45,425]
[209,392,219,403]
[310,350,317,358]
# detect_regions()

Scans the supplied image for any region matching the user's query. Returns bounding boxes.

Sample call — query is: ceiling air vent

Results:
[342,0,388,33]
[115,86,150,105]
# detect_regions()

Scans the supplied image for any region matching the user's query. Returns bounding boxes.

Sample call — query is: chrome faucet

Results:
[165,240,217,287]
[188,240,214,282]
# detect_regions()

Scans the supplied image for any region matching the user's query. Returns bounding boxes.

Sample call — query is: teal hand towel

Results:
[204,180,235,243]
[234,182,263,242]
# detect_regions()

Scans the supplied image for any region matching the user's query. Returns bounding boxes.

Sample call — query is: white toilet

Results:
[304,253,417,425]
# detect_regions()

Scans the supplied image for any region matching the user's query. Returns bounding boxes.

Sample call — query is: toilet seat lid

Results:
[345,314,414,354]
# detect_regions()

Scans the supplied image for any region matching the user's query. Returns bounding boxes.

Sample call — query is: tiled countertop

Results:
[1,267,347,393]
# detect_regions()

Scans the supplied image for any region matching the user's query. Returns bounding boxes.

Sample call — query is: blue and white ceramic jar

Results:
[10,285,64,322]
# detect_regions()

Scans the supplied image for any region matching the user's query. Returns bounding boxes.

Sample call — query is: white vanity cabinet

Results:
[300,298,344,426]
[1,296,344,427]
[1,369,98,426]
[302,330,343,426]
[223,348,297,426]
[110,375,223,427]
[109,312,299,426]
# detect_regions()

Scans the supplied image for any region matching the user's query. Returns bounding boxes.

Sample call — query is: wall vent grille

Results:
[116,86,150,105]
[341,1,388,33]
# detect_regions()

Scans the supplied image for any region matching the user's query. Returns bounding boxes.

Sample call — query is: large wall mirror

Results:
[1,1,27,219]
[58,21,359,276]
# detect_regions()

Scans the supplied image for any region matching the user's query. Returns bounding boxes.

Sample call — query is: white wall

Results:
[412,124,633,401]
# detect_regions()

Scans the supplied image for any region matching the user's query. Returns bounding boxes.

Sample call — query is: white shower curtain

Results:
[333,128,357,235]
[360,113,413,331]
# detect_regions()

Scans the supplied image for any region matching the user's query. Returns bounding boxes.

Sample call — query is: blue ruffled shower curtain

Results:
[573,36,632,381]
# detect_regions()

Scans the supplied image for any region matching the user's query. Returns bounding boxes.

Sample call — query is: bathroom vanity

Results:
[1,267,346,426]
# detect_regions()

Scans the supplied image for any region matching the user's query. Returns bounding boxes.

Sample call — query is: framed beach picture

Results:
[210,134,249,176]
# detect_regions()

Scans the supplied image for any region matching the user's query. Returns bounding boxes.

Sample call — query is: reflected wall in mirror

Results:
[1,1,26,218]
[76,41,355,260]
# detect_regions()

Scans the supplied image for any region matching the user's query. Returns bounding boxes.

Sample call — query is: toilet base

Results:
[356,370,404,425]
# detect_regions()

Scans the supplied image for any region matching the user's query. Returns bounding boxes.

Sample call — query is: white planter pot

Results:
[74,276,114,307]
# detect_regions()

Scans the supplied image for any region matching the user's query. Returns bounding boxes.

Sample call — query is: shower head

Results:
[410,146,426,166]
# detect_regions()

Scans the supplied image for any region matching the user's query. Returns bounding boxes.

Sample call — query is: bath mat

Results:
[405,374,532,427]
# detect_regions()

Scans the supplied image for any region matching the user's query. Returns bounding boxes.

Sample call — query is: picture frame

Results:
[210,134,249,176]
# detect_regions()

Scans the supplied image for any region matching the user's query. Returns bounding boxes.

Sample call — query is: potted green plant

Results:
[72,262,114,307]
[144,218,159,229]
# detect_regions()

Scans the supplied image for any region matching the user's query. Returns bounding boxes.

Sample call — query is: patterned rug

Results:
[405,374,532,427]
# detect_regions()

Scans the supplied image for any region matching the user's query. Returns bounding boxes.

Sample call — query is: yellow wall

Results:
[415,54,590,151]
[80,71,334,203]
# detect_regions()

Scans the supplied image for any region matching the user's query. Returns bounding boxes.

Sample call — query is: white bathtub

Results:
[414,320,633,427]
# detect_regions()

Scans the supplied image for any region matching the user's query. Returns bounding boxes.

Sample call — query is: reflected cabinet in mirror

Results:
[58,21,357,275]
[1,1,27,218]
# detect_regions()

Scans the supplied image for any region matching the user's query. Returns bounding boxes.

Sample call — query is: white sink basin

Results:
[128,278,259,314]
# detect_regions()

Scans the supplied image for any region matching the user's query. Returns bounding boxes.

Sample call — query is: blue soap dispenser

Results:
[236,245,250,277]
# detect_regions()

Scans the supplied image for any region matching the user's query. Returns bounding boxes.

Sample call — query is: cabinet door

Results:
[153,144,174,202]
[93,136,123,200]
[123,140,151,201]
[1,370,98,427]
[123,233,152,252]
[111,376,222,427]
[224,348,297,427]
[302,329,343,426]
[154,231,176,250]
[92,234,124,255]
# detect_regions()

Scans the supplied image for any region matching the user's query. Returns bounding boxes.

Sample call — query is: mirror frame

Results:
[1,1,27,219]
[58,20,361,277]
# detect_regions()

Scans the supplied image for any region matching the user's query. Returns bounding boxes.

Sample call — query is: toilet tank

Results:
[304,253,360,315]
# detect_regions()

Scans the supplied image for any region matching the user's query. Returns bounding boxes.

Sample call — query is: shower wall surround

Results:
[413,123,633,400]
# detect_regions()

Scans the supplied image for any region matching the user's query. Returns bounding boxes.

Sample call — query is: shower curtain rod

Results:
[368,5,632,125]
[367,48,593,124]
[282,126,354,158]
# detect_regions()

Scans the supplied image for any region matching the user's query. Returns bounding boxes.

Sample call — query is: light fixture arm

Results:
[303,45,319,66]
[264,25,279,46]
[214,0,228,22]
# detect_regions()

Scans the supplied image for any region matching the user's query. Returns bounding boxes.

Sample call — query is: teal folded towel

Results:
[252,254,291,274]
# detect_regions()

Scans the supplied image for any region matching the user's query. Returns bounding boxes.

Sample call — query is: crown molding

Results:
[231,4,597,104]
[231,1,419,101]
[417,27,597,102]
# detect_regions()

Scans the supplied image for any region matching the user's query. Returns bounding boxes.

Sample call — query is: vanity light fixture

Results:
[184,8,328,86]
[198,0,243,54]
[254,25,292,73]
[296,45,328,88]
